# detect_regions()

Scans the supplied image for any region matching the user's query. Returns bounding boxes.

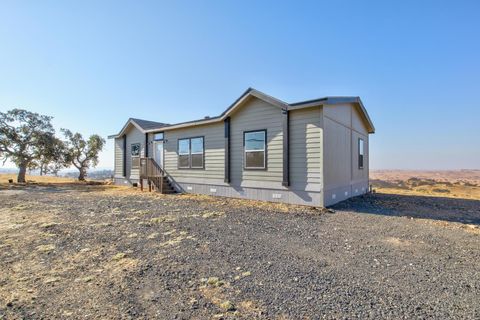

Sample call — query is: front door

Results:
[153,141,164,167]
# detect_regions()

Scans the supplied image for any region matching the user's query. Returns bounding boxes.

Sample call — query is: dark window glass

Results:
[245,151,264,168]
[191,154,203,168]
[131,143,140,156]
[178,155,190,168]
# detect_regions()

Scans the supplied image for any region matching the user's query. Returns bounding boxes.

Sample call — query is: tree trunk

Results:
[40,165,44,176]
[18,164,27,183]
[78,167,87,181]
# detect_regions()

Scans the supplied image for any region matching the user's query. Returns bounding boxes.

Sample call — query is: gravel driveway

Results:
[0,185,479,319]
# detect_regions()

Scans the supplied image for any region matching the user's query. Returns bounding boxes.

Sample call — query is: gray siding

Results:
[323,103,369,206]
[290,107,323,193]
[112,97,374,208]
[114,137,124,178]
[230,96,284,188]
[125,125,145,181]
[164,122,225,184]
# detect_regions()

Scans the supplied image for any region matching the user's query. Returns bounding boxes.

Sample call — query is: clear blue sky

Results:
[1,0,479,170]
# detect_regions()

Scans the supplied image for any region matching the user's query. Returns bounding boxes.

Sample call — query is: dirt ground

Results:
[0,178,479,319]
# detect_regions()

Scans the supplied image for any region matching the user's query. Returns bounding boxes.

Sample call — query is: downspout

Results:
[122,134,127,177]
[224,117,231,183]
[145,133,149,157]
[282,108,290,187]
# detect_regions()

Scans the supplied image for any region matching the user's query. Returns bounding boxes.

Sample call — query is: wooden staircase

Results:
[139,157,176,194]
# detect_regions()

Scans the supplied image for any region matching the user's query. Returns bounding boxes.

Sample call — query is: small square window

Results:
[154,133,164,141]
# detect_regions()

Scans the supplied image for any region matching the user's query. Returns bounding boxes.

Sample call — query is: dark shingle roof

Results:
[130,118,169,130]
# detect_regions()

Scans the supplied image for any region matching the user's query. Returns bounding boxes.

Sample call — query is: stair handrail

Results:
[140,157,164,177]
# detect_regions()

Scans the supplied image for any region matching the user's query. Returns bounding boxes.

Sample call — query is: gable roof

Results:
[109,88,374,138]
[107,118,169,138]
[290,96,375,133]
[130,118,169,131]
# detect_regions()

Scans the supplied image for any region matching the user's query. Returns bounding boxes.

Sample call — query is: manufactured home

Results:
[108,88,375,207]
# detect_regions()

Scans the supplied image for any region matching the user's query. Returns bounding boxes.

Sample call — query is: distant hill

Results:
[371,169,480,184]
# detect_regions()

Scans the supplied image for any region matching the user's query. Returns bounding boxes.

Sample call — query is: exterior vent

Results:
[204,116,210,119]
[344,191,348,196]
[272,193,282,199]
[210,188,217,193]
[332,194,336,200]
[187,186,193,191]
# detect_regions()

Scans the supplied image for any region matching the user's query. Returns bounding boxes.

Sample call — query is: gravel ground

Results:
[0,185,479,319]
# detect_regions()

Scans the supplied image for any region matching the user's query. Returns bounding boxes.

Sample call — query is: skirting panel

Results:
[324,180,369,207]
[176,182,322,207]
[114,177,139,186]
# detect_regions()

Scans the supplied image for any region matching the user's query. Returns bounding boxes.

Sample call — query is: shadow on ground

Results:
[0,182,112,193]
[332,192,480,225]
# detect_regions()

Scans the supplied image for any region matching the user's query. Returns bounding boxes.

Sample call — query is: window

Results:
[131,143,141,168]
[178,139,190,168]
[190,137,204,168]
[178,137,204,169]
[244,130,266,169]
[131,143,141,156]
[358,138,364,169]
[153,133,164,141]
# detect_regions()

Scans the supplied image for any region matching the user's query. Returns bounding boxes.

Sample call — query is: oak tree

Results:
[0,109,55,183]
[62,129,105,181]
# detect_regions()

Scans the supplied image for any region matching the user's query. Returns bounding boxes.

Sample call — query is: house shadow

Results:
[331,192,480,226]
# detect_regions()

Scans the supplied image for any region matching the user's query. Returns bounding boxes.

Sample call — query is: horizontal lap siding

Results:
[125,126,145,180]
[230,97,283,186]
[114,137,124,177]
[164,122,225,181]
[290,107,323,192]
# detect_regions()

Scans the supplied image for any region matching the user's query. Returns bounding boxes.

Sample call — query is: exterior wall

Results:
[113,98,373,208]
[323,103,369,206]
[174,182,322,206]
[163,122,226,185]
[114,137,124,178]
[289,107,323,194]
[230,96,284,188]
[158,97,323,206]
[113,124,145,185]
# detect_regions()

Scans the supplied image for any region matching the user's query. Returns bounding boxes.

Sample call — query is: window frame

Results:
[358,138,365,169]
[243,129,267,170]
[153,132,164,141]
[131,143,141,168]
[177,136,205,170]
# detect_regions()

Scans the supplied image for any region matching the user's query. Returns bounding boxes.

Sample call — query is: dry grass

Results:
[374,183,480,200]
[0,173,78,184]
